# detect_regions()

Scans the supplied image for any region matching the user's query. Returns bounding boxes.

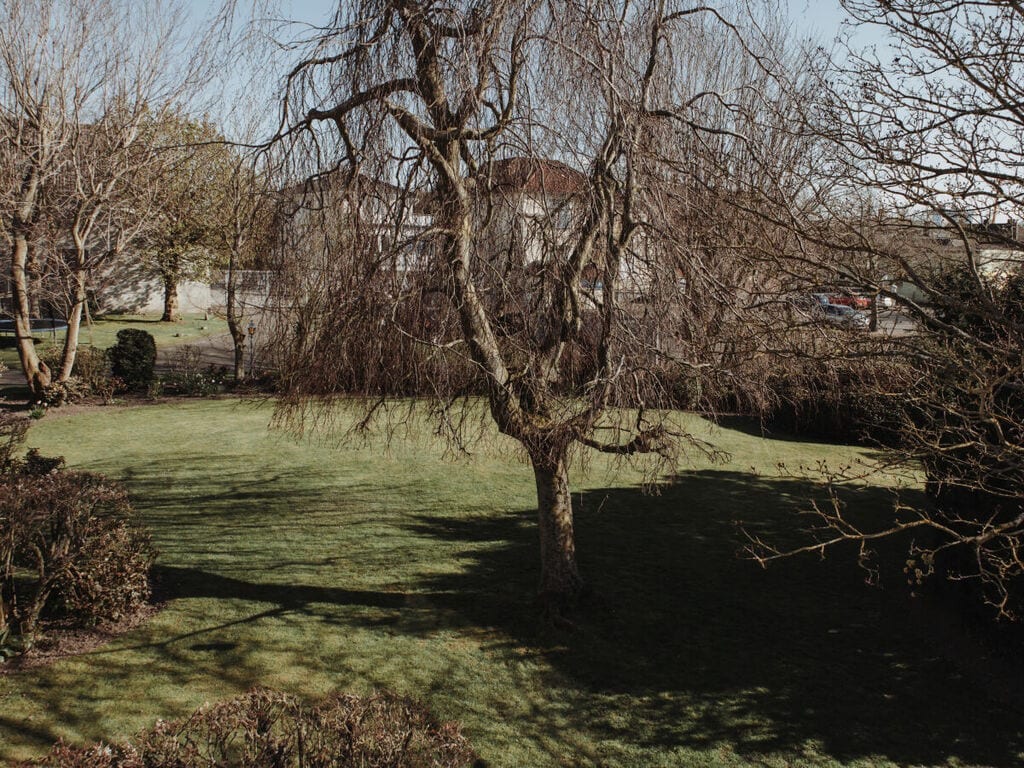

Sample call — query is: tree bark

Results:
[161,271,179,322]
[58,269,88,381]
[26,242,41,319]
[10,225,51,399]
[225,255,246,381]
[227,316,246,381]
[531,447,586,614]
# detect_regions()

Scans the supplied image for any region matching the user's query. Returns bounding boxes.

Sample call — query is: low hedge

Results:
[23,688,478,768]
[1,422,153,654]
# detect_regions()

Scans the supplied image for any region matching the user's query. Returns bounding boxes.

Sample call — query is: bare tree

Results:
[267,0,805,616]
[0,0,215,401]
[0,0,92,396]
[215,152,276,381]
[48,101,163,381]
[741,0,1024,619]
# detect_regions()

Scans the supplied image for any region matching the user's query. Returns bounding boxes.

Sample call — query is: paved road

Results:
[872,309,918,336]
[154,332,239,374]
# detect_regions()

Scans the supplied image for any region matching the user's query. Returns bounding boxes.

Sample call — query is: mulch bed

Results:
[0,604,160,675]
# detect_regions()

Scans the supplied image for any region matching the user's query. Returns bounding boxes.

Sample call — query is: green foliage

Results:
[22,689,477,768]
[108,329,157,391]
[0,466,153,646]
[138,111,240,289]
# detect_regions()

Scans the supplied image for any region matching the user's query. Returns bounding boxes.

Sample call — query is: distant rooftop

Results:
[483,157,586,196]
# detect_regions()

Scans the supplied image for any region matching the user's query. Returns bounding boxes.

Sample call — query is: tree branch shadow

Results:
[4,456,1022,766]
[404,469,1024,766]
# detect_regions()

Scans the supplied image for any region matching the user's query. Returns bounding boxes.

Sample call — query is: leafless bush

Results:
[22,688,477,768]
[0,469,153,646]
[0,412,29,471]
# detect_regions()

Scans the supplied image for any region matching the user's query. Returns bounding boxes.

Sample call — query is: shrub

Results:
[22,447,65,476]
[760,357,912,446]
[22,688,478,768]
[37,347,118,404]
[0,412,28,471]
[108,329,156,391]
[39,377,91,407]
[0,469,153,645]
[72,346,118,401]
[71,345,110,385]
[161,345,226,396]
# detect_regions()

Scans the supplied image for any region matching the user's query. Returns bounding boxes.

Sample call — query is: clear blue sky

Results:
[182,0,883,139]
[186,0,862,46]
[798,0,850,40]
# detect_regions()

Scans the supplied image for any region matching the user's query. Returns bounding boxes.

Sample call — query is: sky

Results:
[797,0,852,41]
[180,0,890,140]
[185,0,873,49]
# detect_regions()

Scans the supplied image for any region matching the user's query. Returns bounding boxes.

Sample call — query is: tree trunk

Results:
[57,269,88,382]
[9,163,50,400]
[26,242,41,319]
[225,257,246,381]
[10,227,50,400]
[531,448,586,614]
[228,319,246,381]
[161,271,179,322]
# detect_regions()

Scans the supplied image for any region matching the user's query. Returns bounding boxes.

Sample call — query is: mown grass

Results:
[0,312,228,370]
[1,400,1021,766]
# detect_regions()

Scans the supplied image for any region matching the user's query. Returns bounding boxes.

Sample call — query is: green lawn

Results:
[1,400,1020,766]
[0,313,228,370]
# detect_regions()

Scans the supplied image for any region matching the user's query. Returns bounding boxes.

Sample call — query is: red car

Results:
[828,292,872,310]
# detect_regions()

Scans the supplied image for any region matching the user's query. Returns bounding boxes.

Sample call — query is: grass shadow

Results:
[5,429,1021,766]
[404,470,1024,766]
[713,413,875,447]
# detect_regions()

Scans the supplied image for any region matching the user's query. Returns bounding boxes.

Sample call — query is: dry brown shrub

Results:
[22,688,478,768]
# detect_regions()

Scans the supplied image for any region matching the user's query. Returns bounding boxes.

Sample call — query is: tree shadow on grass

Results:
[6,459,1022,766]
[98,464,1024,765]
[403,470,1024,766]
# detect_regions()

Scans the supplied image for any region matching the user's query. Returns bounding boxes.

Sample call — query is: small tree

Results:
[214,152,276,381]
[136,112,240,322]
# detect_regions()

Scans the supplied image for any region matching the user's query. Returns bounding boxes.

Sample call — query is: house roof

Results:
[483,157,586,196]
[284,166,406,200]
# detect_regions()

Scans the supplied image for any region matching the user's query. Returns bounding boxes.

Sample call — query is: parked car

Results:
[822,303,869,329]
[810,292,831,306]
[827,291,872,310]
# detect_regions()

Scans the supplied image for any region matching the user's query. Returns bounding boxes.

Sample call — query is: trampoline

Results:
[0,317,69,340]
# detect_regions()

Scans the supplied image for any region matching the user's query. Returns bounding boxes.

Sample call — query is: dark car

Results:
[822,303,869,329]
